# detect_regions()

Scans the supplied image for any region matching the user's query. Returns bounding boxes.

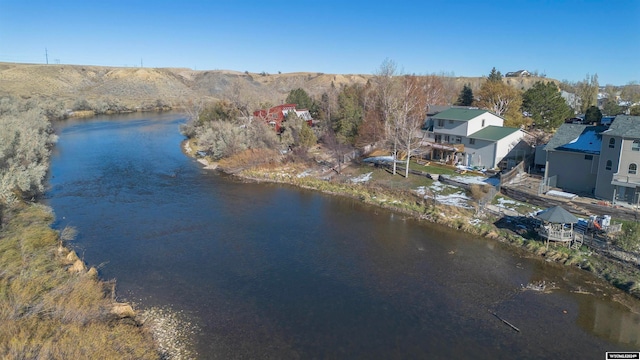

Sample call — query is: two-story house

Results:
[421,107,529,169]
[543,115,640,205]
[594,115,640,204]
[543,124,607,195]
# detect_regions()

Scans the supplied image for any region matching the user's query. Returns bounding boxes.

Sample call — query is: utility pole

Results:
[45,48,48,64]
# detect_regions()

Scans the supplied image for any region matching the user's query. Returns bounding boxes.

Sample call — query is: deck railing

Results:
[538,226,574,242]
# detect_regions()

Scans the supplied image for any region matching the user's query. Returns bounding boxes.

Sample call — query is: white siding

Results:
[433,119,469,137]
[494,130,525,166]
[465,113,504,135]
[465,139,496,168]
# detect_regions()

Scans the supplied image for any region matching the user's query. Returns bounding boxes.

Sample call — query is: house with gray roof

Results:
[544,124,607,195]
[543,115,640,205]
[594,115,640,204]
[420,107,529,169]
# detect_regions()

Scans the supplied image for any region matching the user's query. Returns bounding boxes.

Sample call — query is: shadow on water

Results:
[47,114,640,359]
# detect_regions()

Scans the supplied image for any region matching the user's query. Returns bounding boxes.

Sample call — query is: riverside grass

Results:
[0,203,160,359]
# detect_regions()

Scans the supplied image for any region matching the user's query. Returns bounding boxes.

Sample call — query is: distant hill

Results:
[0,62,557,108]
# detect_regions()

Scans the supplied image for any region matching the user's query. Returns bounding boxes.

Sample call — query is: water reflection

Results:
[47,113,640,359]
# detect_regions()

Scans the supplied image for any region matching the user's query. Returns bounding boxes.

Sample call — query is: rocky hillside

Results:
[0,62,556,108]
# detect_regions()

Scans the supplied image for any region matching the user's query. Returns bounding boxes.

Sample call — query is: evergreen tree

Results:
[286,88,318,117]
[335,84,365,144]
[584,106,603,124]
[521,81,573,130]
[487,67,502,82]
[601,98,623,116]
[455,84,474,106]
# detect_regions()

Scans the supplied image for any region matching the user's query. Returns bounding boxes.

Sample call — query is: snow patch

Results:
[546,190,577,199]
[351,172,373,183]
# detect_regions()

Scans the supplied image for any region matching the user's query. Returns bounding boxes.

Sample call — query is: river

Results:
[46,113,640,359]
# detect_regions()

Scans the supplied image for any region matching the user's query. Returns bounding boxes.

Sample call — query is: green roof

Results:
[431,108,488,121]
[468,126,520,141]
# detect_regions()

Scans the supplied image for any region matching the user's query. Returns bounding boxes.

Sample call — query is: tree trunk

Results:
[405,139,411,178]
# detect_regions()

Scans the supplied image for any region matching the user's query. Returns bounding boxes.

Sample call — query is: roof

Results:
[536,206,579,224]
[602,115,640,138]
[431,108,489,121]
[468,126,520,142]
[426,105,452,116]
[545,123,607,154]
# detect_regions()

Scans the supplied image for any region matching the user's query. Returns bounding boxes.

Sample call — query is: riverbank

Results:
[195,151,640,303]
[0,202,161,359]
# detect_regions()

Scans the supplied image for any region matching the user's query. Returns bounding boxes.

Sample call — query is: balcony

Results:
[611,173,640,187]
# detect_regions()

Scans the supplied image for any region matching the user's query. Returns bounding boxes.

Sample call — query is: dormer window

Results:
[482,119,485,127]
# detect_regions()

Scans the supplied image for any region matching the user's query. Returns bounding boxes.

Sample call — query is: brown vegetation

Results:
[0,203,160,359]
[0,62,554,112]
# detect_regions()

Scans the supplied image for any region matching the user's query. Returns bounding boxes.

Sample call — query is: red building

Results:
[253,104,313,132]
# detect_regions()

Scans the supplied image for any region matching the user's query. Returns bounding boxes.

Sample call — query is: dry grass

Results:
[218,148,282,173]
[0,202,160,359]
[0,62,556,111]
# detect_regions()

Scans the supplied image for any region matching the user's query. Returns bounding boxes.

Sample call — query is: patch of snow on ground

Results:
[448,175,500,186]
[546,190,577,199]
[297,170,312,178]
[496,197,518,211]
[416,182,472,208]
[351,172,373,183]
[435,193,473,208]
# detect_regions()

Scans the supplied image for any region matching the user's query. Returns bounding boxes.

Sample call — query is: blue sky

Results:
[1,0,638,85]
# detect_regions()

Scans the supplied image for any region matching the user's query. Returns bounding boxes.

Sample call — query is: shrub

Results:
[0,99,58,203]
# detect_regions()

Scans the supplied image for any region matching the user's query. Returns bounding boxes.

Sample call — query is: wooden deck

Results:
[537,225,574,243]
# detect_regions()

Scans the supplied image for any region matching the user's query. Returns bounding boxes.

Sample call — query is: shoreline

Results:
[188,151,640,305]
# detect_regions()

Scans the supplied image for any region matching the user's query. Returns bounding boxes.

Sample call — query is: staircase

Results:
[575,220,588,234]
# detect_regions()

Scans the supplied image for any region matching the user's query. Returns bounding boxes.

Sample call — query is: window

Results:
[455,136,462,143]
[469,138,476,145]
[606,160,612,170]
[482,119,485,127]
[633,140,640,151]
[584,155,593,160]
[444,135,450,143]
[609,138,615,148]
[438,119,444,127]
[630,164,637,175]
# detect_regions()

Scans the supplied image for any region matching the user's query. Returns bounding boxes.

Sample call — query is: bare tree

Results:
[576,73,599,114]
[373,59,403,174]
[394,76,429,178]
[178,98,206,137]
[225,77,258,125]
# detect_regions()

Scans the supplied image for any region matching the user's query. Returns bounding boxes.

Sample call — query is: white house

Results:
[420,107,529,169]
[465,126,529,169]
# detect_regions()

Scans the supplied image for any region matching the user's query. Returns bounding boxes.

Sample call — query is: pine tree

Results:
[487,67,502,82]
[455,84,474,106]
[584,106,603,124]
[522,81,573,130]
